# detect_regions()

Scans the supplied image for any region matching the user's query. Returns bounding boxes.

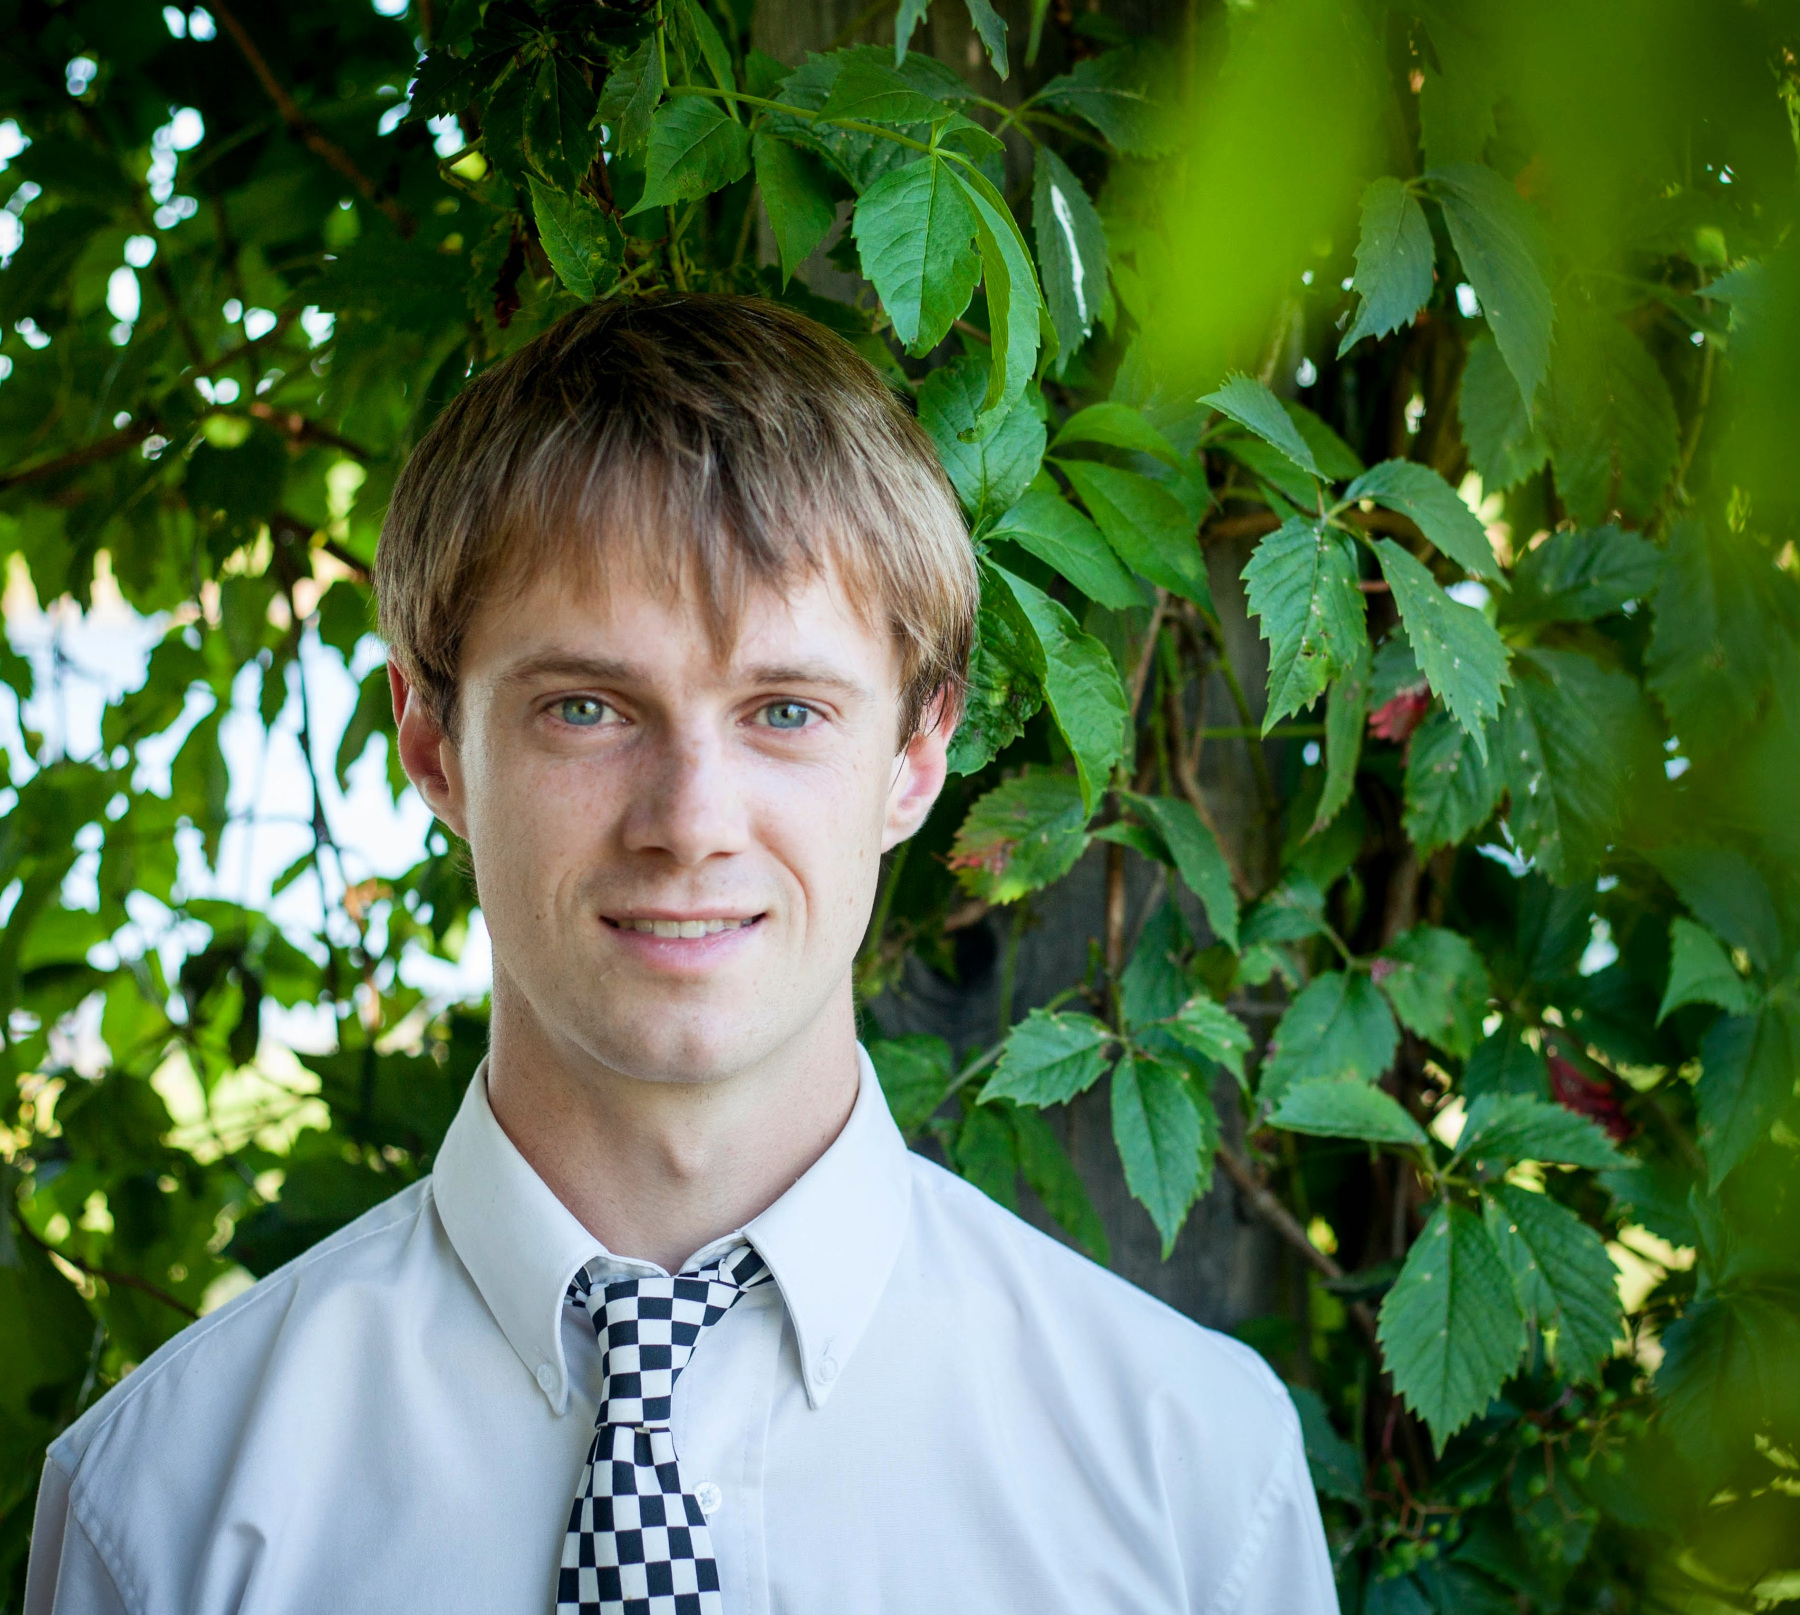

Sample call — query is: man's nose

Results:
[620,725,751,866]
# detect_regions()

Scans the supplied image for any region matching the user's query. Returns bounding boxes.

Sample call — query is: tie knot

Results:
[567,1245,771,1429]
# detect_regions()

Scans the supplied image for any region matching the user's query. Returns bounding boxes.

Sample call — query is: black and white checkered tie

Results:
[558,1245,772,1615]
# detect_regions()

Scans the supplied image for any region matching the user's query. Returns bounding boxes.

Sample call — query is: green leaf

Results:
[629,96,752,214]
[1339,176,1435,356]
[1452,1093,1623,1171]
[955,1101,1019,1209]
[1499,648,1649,885]
[752,127,838,285]
[1649,842,1782,975]
[1162,994,1253,1087]
[526,54,601,192]
[335,664,394,792]
[993,567,1130,813]
[1374,538,1509,753]
[599,38,663,159]
[1290,1387,1366,1506]
[1259,971,1399,1105]
[988,490,1141,610]
[1378,1202,1527,1450]
[1270,1077,1430,1149]
[1058,460,1212,607]
[1120,900,1191,1032]
[894,0,930,64]
[1111,1051,1211,1256]
[1011,1107,1108,1261]
[1347,460,1502,581]
[1200,372,1322,480]
[1456,334,1549,492]
[1037,48,1165,156]
[1402,706,1503,855]
[1377,925,1489,1060]
[1543,307,1680,527]
[962,0,1010,77]
[820,56,953,125]
[916,358,1045,525]
[1696,1001,1800,1190]
[956,164,1043,430]
[1484,1183,1622,1385]
[981,1007,1114,1106]
[1428,163,1555,411]
[1463,1020,1549,1101]
[674,0,737,95]
[1242,518,1366,730]
[527,180,623,301]
[1312,641,1369,836]
[1503,525,1662,626]
[1032,146,1111,360]
[867,1033,953,1138]
[948,767,1090,903]
[852,156,980,354]
[1284,402,1366,481]
[1659,917,1759,1023]
[1121,791,1239,950]
[1052,402,1178,468]
[946,575,1042,775]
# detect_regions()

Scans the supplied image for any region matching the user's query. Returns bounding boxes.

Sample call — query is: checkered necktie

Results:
[557,1245,772,1615]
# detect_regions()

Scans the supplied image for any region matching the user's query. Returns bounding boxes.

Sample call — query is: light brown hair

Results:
[374,293,977,743]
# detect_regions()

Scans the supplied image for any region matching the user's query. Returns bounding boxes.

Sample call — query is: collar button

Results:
[815,1354,838,1384]
[535,1363,557,1394]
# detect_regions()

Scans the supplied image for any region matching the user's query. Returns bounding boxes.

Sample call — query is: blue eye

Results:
[763,701,812,730]
[558,696,608,727]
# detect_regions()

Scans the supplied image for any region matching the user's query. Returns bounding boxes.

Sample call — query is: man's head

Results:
[376,295,976,1087]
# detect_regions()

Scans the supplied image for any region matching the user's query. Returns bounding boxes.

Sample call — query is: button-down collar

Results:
[431,1046,912,1416]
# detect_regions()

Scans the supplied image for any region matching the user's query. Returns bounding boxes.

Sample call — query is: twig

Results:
[952,318,992,347]
[1201,506,1425,548]
[248,402,374,461]
[210,0,417,237]
[15,1217,201,1322]
[1127,589,1169,720]
[0,422,155,492]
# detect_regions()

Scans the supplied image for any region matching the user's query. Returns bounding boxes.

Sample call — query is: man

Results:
[27,296,1336,1614]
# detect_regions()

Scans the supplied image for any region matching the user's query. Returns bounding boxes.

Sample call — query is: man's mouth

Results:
[604,915,762,939]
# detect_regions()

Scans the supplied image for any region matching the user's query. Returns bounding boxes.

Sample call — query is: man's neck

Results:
[481,981,862,1272]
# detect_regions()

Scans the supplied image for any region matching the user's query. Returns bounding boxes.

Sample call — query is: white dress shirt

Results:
[27,1048,1336,1615]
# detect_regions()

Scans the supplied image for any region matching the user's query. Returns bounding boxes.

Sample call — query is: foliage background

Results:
[3,0,1800,1608]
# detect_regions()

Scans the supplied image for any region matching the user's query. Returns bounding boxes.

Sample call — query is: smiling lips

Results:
[609,916,760,938]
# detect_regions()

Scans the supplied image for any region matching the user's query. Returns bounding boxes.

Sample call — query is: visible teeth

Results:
[619,917,750,937]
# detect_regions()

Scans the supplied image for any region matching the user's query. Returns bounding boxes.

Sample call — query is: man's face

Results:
[393,561,948,1087]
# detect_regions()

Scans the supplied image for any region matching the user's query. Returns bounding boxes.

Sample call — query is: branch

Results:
[0,422,155,492]
[15,1216,201,1322]
[248,402,374,461]
[1201,506,1425,548]
[209,0,417,237]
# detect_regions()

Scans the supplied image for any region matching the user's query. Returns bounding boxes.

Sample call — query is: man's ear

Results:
[881,690,953,852]
[388,663,468,838]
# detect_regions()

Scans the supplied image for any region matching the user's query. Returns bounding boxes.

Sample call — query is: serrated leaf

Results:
[629,96,752,214]
[1312,641,1369,836]
[1259,971,1399,1105]
[1120,900,1191,1033]
[1378,1202,1527,1450]
[1285,402,1365,481]
[1463,1020,1550,1101]
[1038,48,1165,157]
[1649,842,1782,975]
[1659,917,1759,1023]
[1503,525,1662,626]
[1456,333,1549,492]
[600,37,662,159]
[1543,307,1680,527]
[1243,519,1366,729]
[894,0,930,63]
[988,489,1140,610]
[962,0,1010,77]
[868,1033,953,1138]
[1429,163,1554,411]
[946,577,1042,775]
[955,1101,1019,1208]
[1377,925,1489,1060]
[947,767,1090,903]
[1402,706,1503,854]
[1052,401,1178,468]
[1271,1077,1430,1149]
[1032,146,1111,361]
[1452,1093,1622,1170]
[981,1007,1114,1106]
[993,566,1129,813]
[1121,791,1239,951]
[752,127,838,285]
[852,157,980,354]
[820,55,952,125]
[1484,1183,1621,1384]
[1339,176,1435,355]
[955,164,1043,429]
[335,663,394,792]
[1348,460,1501,581]
[1374,538,1509,753]
[1163,994,1253,1086]
[526,54,601,192]
[1200,373,1322,480]
[917,357,1044,525]
[1290,1387,1367,1505]
[1058,460,1211,607]
[1011,1107,1108,1261]
[1111,1050,1211,1256]
[1696,1002,1800,1190]
[527,179,623,301]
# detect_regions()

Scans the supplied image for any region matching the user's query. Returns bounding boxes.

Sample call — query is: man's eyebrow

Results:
[738,662,873,698]
[495,653,642,687]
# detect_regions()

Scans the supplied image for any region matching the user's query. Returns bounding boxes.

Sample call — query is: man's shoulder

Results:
[903,1150,1295,1432]
[52,1178,441,1476]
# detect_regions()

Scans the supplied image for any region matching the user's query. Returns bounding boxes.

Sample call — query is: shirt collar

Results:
[431,1046,912,1415]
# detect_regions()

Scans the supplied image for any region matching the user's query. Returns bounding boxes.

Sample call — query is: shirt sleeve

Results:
[25,1455,134,1615]
[1203,1408,1340,1615]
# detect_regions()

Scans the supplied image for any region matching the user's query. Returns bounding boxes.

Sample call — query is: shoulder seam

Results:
[60,1481,143,1615]
[1196,1395,1306,1615]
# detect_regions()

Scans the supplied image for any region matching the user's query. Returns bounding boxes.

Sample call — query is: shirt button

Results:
[535,1364,556,1393]
[693,1481,723,1516]
[816,1355,839,1384]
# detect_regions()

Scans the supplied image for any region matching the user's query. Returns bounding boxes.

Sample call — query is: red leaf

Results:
[1368,684,1431,746]
[1548,1053,1633,1141]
